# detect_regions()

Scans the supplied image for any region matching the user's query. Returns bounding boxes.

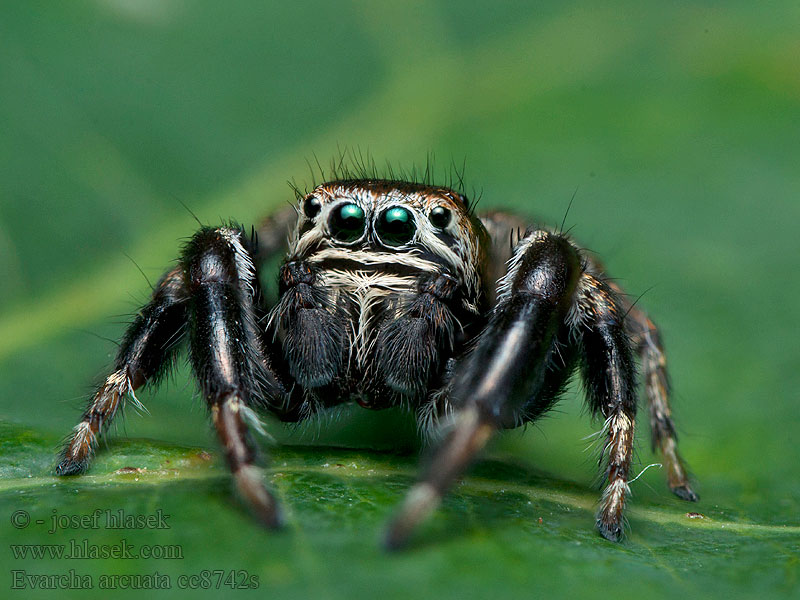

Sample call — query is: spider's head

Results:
[289,179,488,298]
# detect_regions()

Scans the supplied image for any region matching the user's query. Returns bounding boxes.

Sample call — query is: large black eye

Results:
[303,195,321,219]
[329,203,365,243]
[377,206,416,247]
[429,206,451,229]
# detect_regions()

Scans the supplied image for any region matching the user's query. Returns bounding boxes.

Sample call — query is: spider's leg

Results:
[609,283,698,501]
[254,205,299,264]
[385,231,582,549]
[573,273,638,542]
[182,226,286,528]
[478,209,530,306]
[56,266,188,475]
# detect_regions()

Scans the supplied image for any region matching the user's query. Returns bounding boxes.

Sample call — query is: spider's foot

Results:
[383,523,410,552]
[55,426,97,475]
[596,519,624,542]
[234,465,284,530]
[54,421,98,476]
[671,484,699,502]
[54,459,89,476]
[383,483,441,551]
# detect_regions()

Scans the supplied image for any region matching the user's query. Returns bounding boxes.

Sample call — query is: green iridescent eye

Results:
[377,206,416,247]
[329,203,365,243]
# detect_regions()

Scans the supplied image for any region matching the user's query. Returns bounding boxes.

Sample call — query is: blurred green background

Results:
[1,1,798,599]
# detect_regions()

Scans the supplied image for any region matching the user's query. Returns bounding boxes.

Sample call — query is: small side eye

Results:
[303,196,321,219]
[429,206,451,229]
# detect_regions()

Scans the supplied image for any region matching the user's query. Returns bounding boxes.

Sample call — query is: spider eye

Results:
[329,203,366,243]
[303,196,321,219]
[429,206,451,229]
[377,206,416,247]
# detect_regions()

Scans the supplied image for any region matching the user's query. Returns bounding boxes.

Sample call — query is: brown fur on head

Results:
[289,179,489,305]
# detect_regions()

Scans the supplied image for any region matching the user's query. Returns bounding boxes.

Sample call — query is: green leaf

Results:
[1,421,797,600]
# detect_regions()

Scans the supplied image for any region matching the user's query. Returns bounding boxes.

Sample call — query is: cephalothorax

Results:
[56,177,698,547]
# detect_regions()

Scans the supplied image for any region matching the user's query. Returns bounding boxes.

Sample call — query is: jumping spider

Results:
[56,177,698,548]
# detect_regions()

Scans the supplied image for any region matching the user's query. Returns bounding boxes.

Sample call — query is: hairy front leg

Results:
[385,231,582,549]
[183,226,286,528]
[56,267,188,475]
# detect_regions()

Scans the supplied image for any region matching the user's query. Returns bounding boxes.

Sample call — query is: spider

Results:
[55,175,698,548]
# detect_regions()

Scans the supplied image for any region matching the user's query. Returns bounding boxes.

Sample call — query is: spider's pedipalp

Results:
[55,266,188,475]
[273,259,347,390]
[375,272,466,398]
